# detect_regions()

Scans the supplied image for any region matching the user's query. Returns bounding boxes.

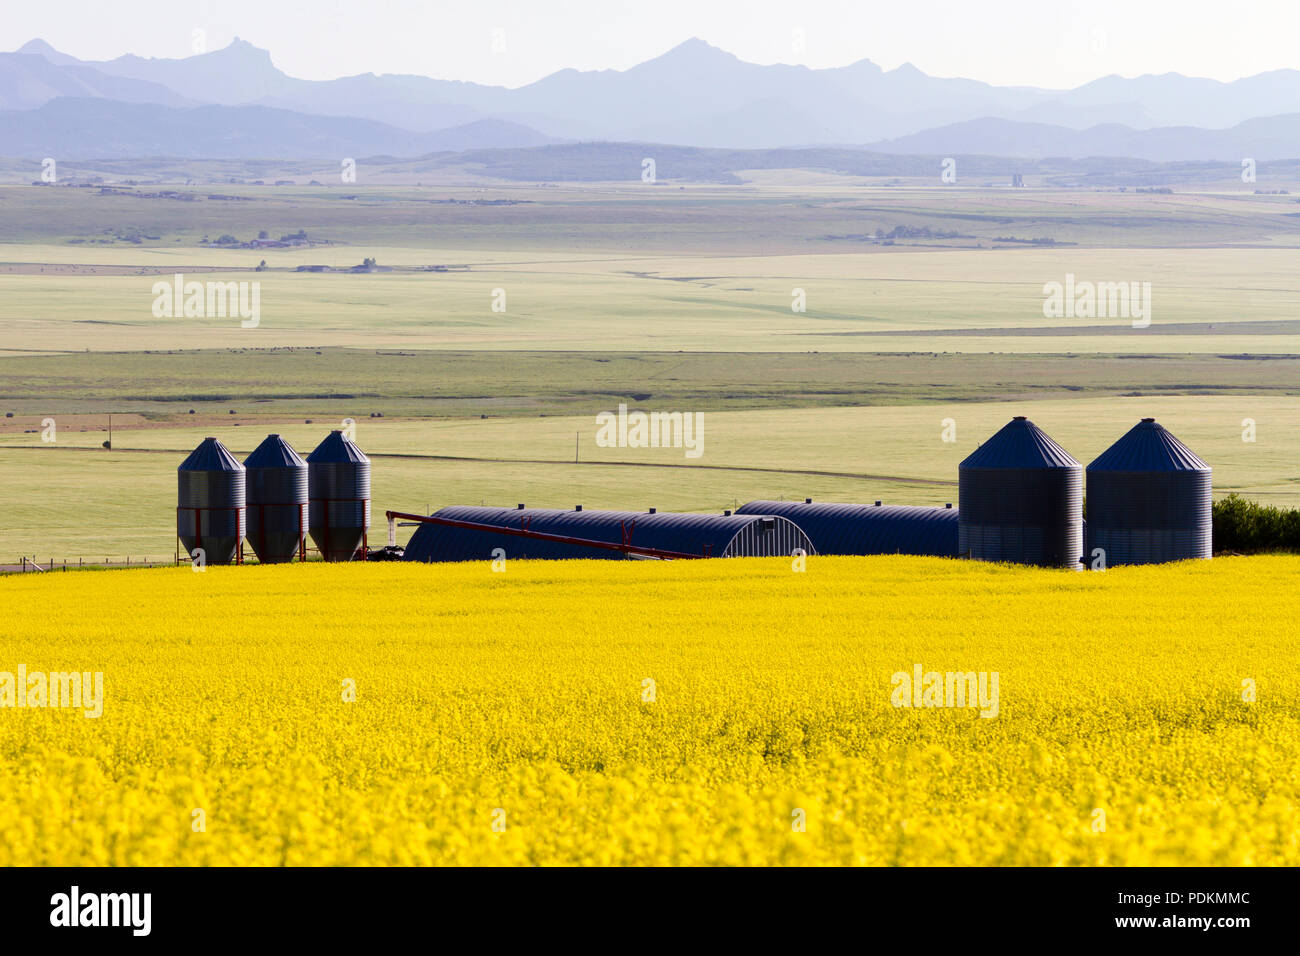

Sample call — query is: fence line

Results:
[7,556,173,573]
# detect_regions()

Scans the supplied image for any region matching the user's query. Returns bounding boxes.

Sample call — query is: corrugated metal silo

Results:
[244,434,308,564]
[177,437,245,565]
[959,416,1083,567]
[1086,418,1211,565]
[402,506,814,562]
[736,500,958,556]
[307,430,371,561]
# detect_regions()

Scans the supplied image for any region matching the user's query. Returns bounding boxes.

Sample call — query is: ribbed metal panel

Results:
[244,434,308,564]
[403,506,814,563]
[306,431,371,562]
[177,437,245,565]
[736,500,958,556]
[1086,419,1212,565]
[959,417,1083,567]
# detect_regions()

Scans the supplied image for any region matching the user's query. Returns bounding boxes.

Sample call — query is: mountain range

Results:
[3,37,1300,161]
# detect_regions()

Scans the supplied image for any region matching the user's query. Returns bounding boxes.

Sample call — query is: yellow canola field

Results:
[0,555,1297,866]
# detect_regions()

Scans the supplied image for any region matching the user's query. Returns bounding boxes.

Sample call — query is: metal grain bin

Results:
[177,437,245,565]
[959,417,1083,567]
[1086,418,1211,565]
[736,500,958,556]
[244,434,308,564]
[403,506,814,562]
[306,430,370,561]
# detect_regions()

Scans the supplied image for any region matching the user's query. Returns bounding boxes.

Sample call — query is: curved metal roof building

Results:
[1086,418,1212,565]
[403,505,815,563]
[736,500,958,556]
[959,416,1083,568]
[177,437,245,565]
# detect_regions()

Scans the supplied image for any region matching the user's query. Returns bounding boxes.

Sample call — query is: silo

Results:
[307,430,370,561]
[244,434,308,564]
[177,437,245,565]
[959,417,1083,567]
[1086,418,1211,565]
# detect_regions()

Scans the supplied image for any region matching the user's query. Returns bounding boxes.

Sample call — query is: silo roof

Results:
[245,434,306,468]
[178,437,243,472]
[306,430,369,463]
[960,417,1079,470]
[1087,419,1209,472]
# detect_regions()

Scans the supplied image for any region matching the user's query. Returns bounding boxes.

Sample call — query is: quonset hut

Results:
[959,417,1083,568]
[736,500,957,556]
[243,434,308,564]
[307,430,371,562]
[1086,418,1212,565]
[402,505,814,562]
[177,437,245,565]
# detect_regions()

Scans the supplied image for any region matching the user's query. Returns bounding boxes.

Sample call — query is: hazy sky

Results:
[4,0,1298,89]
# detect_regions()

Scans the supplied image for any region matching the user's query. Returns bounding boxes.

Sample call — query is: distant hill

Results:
[0,51,193,110]
[8,92,1297,168]
[9,36,1300,155]
[870,114,1300,162]
[417,118,558,152]
[11,137,1300,189]
[0,98,559,160]
[393,141,1163,185]
[24,37,296,105]
[14,39,82,67]
[15,37,495,132]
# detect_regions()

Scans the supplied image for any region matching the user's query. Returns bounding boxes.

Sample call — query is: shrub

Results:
[1213,494,1300,553]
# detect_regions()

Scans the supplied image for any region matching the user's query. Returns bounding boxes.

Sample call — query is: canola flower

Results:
[0,555,1296,866]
